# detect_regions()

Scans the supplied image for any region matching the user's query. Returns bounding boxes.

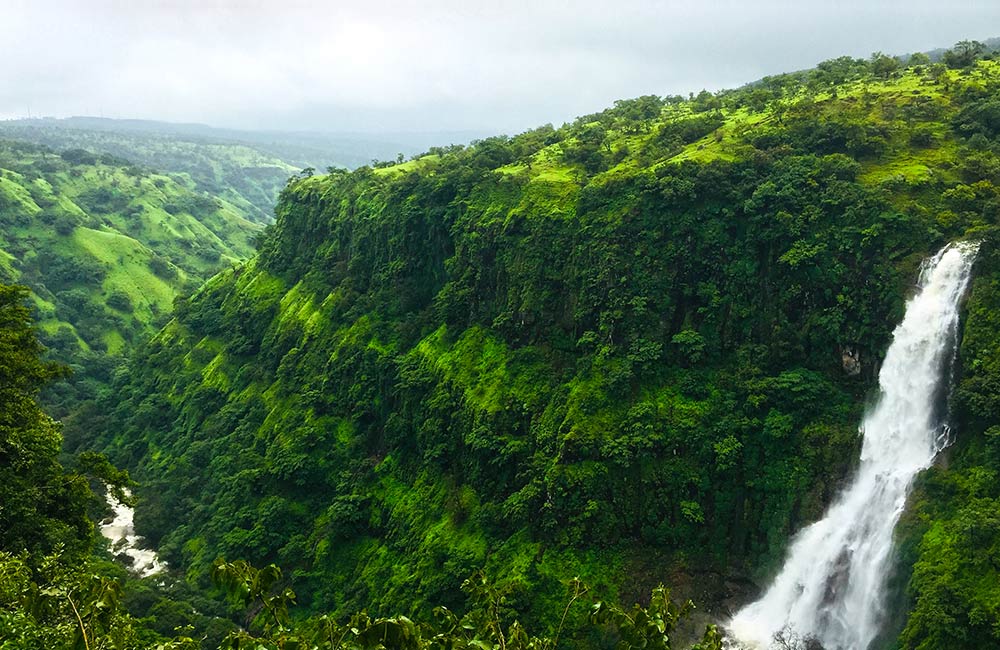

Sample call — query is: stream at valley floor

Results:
[100,487,167,578]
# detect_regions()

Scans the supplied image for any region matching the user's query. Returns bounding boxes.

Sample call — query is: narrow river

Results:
[100,487,167,577]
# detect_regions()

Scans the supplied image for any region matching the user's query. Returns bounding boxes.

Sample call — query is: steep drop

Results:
[728,241,979,650]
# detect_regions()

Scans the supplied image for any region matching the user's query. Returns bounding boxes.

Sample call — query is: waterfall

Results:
[727,241,979,650]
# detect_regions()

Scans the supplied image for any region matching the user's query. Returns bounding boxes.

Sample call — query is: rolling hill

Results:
[0,139,261,414]
[0,117,489,223]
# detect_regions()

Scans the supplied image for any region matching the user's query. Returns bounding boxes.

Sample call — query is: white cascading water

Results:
[727,241,979,650]
[100,487,167,578]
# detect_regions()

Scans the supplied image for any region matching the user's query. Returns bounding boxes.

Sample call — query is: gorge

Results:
[5,41,1000,650]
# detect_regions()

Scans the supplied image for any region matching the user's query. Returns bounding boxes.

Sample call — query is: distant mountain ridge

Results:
[924,35,1000,61]
[0,117,488,222]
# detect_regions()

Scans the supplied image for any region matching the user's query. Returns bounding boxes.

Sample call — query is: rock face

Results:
[841,346,861,376]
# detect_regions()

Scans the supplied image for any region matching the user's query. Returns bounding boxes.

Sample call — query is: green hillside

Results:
[0,140,261,414]
[0,123,306,223]
[0,118,487,224]
[71,49,1000,648]
[0,279,717,650]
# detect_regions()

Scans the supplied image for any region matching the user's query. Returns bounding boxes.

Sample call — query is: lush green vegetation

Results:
[62,44,1000,648]
[0,139,260,416]
[0,284,90,555]
[0,122,304,224]
[5,282,722,650]
[0,118,478,223]
[0,282,155,647]
[5,40,1000,649]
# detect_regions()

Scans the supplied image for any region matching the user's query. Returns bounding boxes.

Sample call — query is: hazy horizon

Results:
[3,1,999,135]
[0,114,492,140]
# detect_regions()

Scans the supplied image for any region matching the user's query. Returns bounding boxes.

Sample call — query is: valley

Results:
[3,39,1000,650]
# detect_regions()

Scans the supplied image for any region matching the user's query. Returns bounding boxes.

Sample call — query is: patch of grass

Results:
[73,227,177,317]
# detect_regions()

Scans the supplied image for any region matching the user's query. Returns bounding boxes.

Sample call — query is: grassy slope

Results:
[0,140,261,410]
[87,58,1000,648]
[0,125,303,223]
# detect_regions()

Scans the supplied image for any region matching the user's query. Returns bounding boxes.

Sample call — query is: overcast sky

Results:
[1,0,998,135]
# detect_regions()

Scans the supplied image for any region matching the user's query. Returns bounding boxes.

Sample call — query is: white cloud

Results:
[2,0,998,132]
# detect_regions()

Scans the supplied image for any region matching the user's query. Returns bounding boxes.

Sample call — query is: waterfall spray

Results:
[728,241,979,650]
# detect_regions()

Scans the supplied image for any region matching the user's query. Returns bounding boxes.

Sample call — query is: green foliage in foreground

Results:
[209,559,722,650]
[0,550,159,650]
[0,552,720,650]
[0,285,91,556]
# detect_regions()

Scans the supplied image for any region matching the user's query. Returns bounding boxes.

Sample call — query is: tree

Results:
[943,40,987,68]
[812,56,868,86]
[870,52,900,78]
[0,284,91,555]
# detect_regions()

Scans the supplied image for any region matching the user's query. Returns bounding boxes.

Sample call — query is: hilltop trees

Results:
[870,52,901,78]
[943,40,988,68]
